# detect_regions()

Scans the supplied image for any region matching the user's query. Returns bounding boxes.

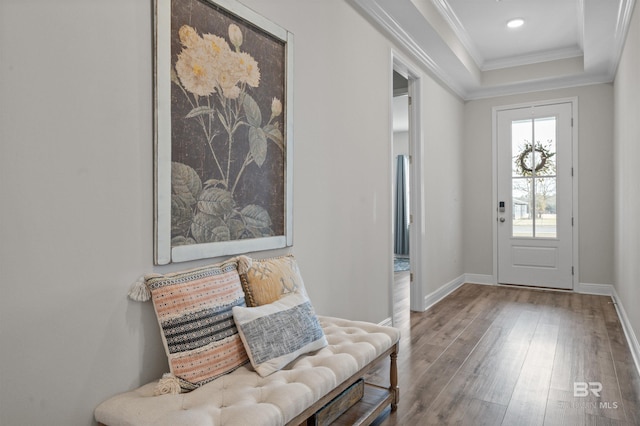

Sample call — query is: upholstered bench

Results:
[95,316,400,426]
[96,255,400,425]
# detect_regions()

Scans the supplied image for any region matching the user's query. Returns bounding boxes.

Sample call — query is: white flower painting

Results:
[155,0,291,263]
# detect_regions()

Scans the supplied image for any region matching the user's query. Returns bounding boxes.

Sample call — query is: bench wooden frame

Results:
[288,341,399,426]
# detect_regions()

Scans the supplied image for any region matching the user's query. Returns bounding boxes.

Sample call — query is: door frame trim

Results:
[491,97,579,289]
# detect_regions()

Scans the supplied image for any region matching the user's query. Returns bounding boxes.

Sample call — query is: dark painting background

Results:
[170,0,286,241]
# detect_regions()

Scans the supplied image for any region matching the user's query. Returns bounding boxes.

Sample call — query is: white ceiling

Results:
[349,0,636,100]
[444,0,583,70]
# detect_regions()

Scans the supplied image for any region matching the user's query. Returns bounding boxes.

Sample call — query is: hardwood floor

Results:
[368,274,640,425]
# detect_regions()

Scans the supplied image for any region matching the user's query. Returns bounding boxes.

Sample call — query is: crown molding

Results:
[349,0,468,98]
[430,0,484,67]
[349,0,635,101]
[610,0,637,76]
[482,47,584,71]
[465,71,612,101]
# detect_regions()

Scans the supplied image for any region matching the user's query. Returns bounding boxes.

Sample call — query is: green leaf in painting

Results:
[228,218,246,240]
[203,178,227,189]
[211,225,231,241]
[171,162,202,206]
[260,227,275,237]
[243,94,262,127]
[171,236,196,246]
[171,194,193,237]
[263,124,284,151]
[241,204,272,228]
[190,212,227,243]
[196,187,235,217]
[245,225,274,239]
[249,127,268,167]
[185,106,215,119]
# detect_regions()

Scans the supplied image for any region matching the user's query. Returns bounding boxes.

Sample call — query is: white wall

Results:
[419,77,466,295]
[242,0,393,322]
[1,2,164,425]
[393,131,409,157]
[614,2,640,347]
[0,0,465,424]
[463,84,615,286]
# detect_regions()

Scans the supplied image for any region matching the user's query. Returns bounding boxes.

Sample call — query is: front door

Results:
[496,102,574,289]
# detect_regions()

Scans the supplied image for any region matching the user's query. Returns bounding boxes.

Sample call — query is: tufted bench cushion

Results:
[95,316,400,426]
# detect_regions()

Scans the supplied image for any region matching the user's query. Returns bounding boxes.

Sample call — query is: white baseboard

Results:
[610,286,640,376]
[575,282,614,296]
[575,283,640,375]
[423,274,466,312]
[464,274,495,285]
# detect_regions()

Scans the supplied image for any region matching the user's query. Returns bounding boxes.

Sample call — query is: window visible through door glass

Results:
[511,116,557,238]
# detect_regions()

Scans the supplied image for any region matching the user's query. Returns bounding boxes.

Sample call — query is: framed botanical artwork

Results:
[153,0,294,264]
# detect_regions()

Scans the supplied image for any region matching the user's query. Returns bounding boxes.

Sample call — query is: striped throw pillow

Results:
[146,260,249,392]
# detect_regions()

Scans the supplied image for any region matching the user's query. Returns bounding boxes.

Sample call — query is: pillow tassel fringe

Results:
[234,255,252,275]
[128,275,151,302]
[153,373,182,396]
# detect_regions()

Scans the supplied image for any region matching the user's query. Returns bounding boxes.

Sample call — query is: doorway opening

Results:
[392,70,411,326]
[389,56,424,326]
[393,71,410,273]
[391,54,424,321]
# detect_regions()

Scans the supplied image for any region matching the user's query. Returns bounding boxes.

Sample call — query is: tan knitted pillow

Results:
[238,255,307,307]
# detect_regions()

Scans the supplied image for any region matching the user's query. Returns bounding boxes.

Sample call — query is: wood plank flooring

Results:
[367,273,640,425]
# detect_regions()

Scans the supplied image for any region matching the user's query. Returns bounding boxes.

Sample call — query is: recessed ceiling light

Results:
[507,18,525,29]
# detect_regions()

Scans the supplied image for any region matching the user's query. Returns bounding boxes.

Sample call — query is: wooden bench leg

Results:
[390,343,400,411]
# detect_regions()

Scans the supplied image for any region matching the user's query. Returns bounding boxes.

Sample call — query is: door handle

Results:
[500,217,506,223]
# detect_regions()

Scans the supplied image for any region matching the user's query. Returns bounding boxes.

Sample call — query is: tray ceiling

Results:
[349,0,636,99]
